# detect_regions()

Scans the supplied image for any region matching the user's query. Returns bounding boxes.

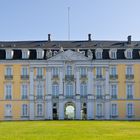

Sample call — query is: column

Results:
[75,67,81,119]
[59,96,64,120]
[45,67,52,120]
[59,67,63,95]
[76,67,80,95]
[29,67,35,120]
[87,67,94,120]
[105,67,110,120]
[59,67,64,120]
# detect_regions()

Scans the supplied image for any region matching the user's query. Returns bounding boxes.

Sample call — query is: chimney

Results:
[48,34,51,42]
[127,35,131,44]
[88,34,91,41]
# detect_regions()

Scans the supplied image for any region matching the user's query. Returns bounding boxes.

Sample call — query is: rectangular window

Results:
[52,67,59,76]
[111,104,117,116]
[110,84,117,99]
[5,104,12,116]
[127,103,133,117]
[22,104,28,116]
[96,104,103,117]
[96,67,102,78]
[21,67,28,76]
[37,68,43,77]
[66,84,73,97]
[66,66,72,75]
[126,84,133,99]
[126,66,133,75]
[6,67,12,76]
[21,84,28,100]
[80,67,87,76]
[110,66,117,76]
[36,84,43,99]
[52,84,59,96]
[37,104,43,116]
[5,84,12,100]
[80,83,87,96]
[96,85,102,98]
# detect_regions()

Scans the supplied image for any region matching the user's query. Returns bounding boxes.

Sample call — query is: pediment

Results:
[47,50,91,61]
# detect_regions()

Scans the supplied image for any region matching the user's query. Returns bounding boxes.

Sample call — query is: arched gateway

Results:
[64,102,75,120]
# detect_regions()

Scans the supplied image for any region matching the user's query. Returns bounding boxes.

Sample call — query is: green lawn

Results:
[0,121,140,140]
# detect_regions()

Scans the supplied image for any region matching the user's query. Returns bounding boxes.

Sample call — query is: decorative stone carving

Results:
[46,50,52,58]
[87,49,93,59]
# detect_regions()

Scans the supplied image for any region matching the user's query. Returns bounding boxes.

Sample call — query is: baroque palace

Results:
[0,34,140,120]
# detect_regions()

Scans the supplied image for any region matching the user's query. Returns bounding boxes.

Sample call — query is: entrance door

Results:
[65,103,75,120]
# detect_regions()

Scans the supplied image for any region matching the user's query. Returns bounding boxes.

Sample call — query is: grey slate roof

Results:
[0,39,140,60]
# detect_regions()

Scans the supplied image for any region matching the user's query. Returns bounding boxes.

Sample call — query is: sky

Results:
[0,0,140,41]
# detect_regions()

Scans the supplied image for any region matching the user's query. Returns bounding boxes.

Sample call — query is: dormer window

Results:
[95,49,103,59]
[6,49,13,59]
[22,49,30,59]
[109,49,117,59]
[37,49,44,59]
[125,49,133,59]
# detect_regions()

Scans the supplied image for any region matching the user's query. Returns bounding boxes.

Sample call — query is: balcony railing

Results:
[36,75,43,79]
[65,75,74,81]
[110,75,118,80]
[52,94,59,98]
[52,75,59,79]
[96,75,103,79]
[96,95,103,99]
[36,95,44,100]
[22,95,28,100]
[21,75,29,80]
[5,95,12,100]
[127,95,133,99]
[126,75,134,80]
[65,95,74,98]
[111,95,117,99]
[5,75,13,80]
[80,75,87,79]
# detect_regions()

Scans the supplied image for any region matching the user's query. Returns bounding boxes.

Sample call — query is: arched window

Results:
[66,83,73,97]
[80,82,87,96]
[52,83,59,96]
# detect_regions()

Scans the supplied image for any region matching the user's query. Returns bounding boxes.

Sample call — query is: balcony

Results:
[52,94,59,98]
[65,95,74,98]
[36,75,43,80]
[5,75,13,80]
[65,75,74,81]
[110,75,118,80]
[96,95,103,99]
[21,75,29,80]
[127,95,133,99]
[126,75,134,80]
[36,95,44,100]
[5,95,12,100]
[52,75,59,80]
[111,95,117,99]
[80,94,87,98]
[96,75,103,79]
[21,95,28,100]
[80,75,87,79]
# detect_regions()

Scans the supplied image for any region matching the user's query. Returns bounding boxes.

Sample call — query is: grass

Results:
[0,121,140,140]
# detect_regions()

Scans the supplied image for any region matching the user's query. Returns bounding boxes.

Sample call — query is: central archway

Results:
[64,102,75,120]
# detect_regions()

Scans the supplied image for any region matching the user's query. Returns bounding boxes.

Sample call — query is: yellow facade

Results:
[0,63,140,120]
